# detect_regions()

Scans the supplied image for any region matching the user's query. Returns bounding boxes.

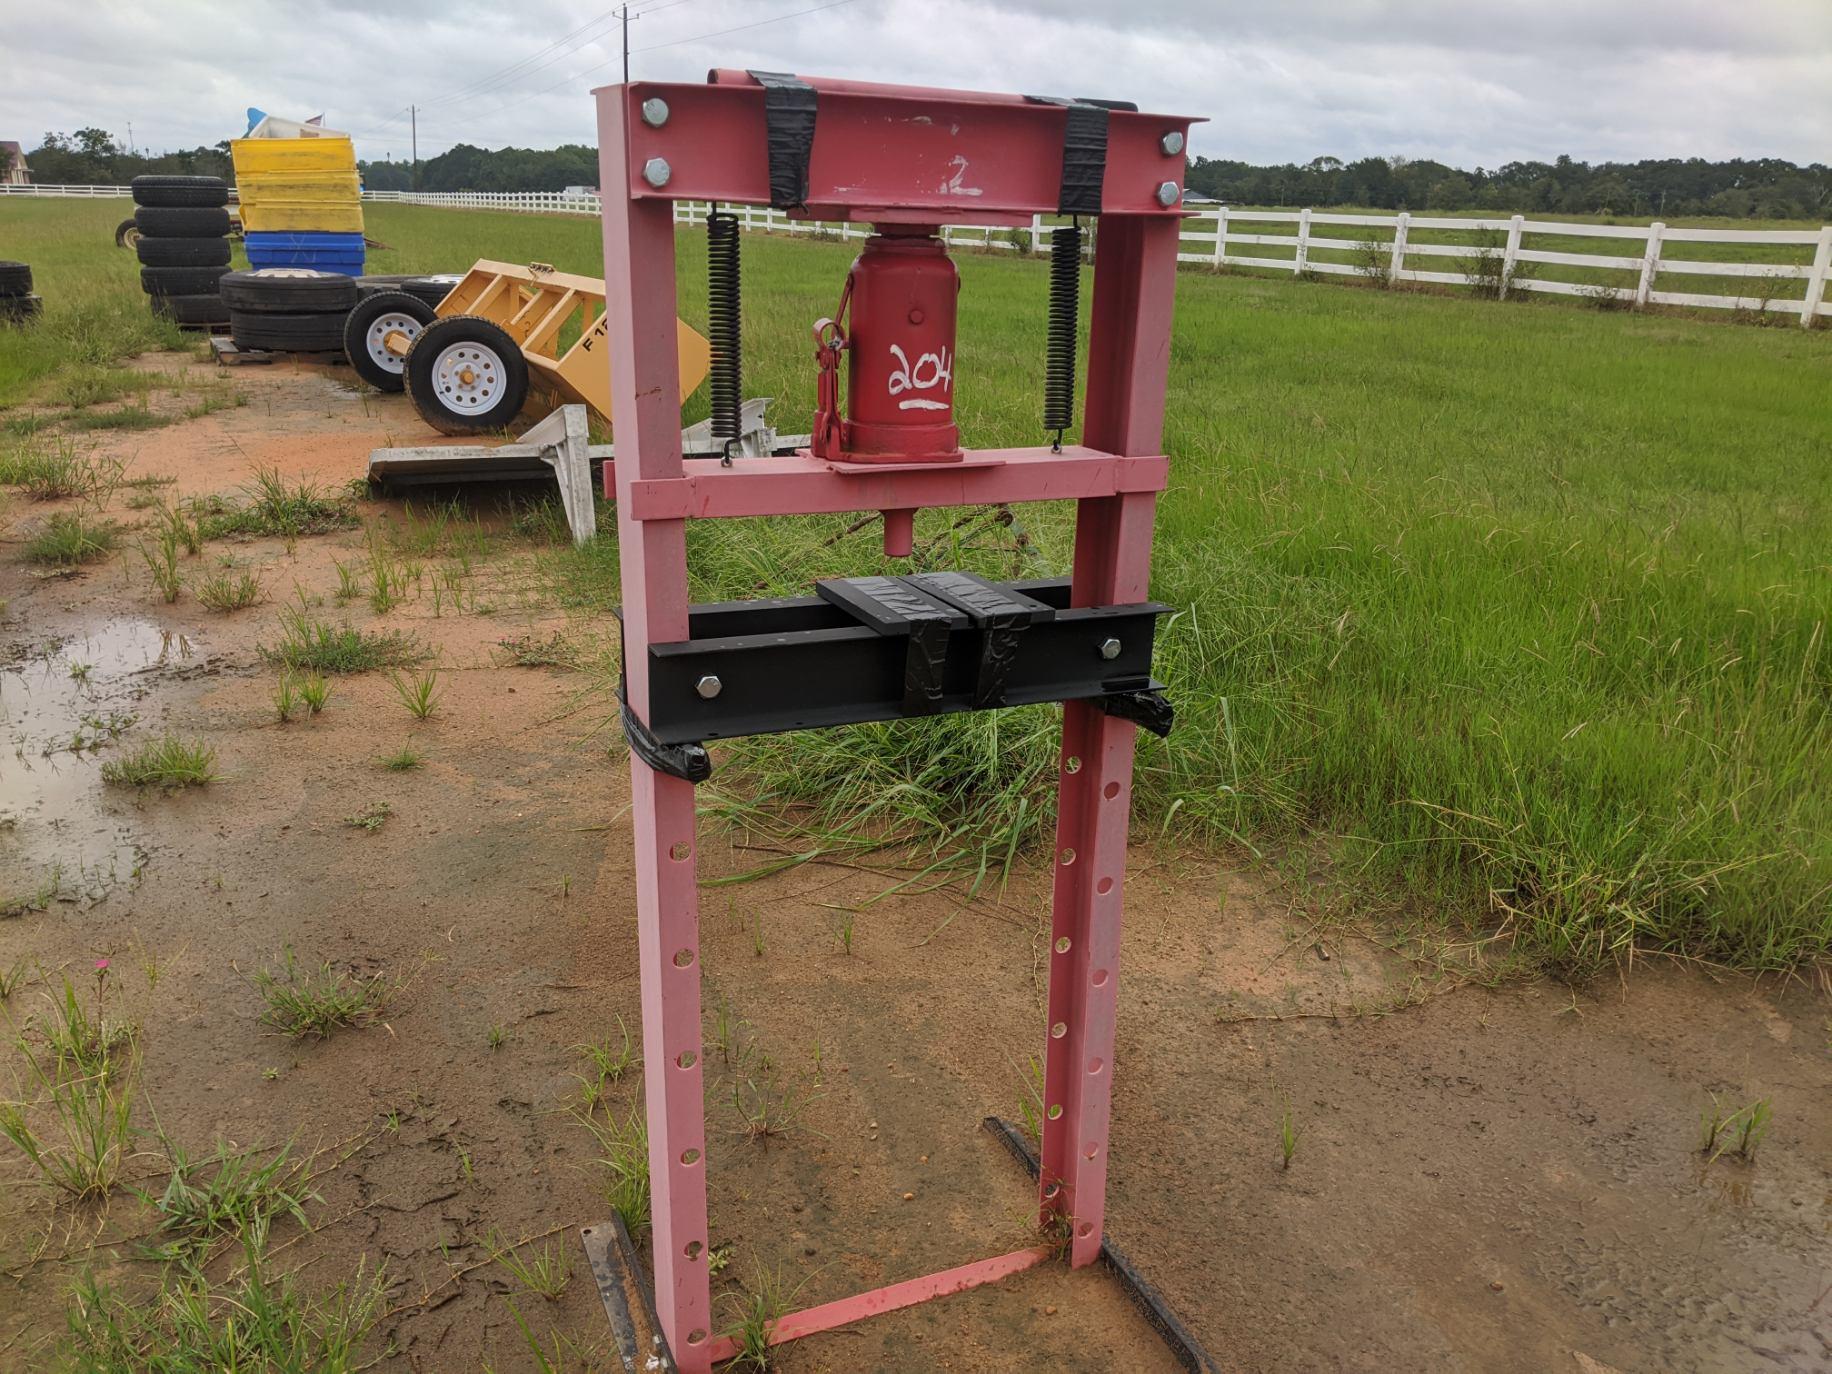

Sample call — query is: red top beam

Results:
[604,75,1202,222]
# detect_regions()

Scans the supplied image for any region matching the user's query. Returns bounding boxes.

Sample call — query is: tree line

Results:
[24,129,1830,221]
[1186,154,1831,220]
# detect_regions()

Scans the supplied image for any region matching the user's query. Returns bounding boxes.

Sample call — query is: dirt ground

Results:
[1,353,1828,1373]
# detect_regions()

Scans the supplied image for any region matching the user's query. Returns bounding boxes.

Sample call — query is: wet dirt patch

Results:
[0,616,207,909]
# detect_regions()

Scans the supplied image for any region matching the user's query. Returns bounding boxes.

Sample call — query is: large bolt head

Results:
[643,157,672,189]
[695,674,722,699]
[641,97,670,128]
[1099,638,1122,661]
[1155,181,1182,207]
[1160,130,1185,156]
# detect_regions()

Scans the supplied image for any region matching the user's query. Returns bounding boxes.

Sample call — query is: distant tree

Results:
[1427,174,1473,209]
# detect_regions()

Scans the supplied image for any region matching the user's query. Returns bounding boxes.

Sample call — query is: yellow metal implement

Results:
[436,260,710,424]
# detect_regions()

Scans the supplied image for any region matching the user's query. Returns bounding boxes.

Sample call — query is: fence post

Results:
[1032,213,1045,254]
[1212,207,1227,267]
[1388,212,1410,285]
[1294,207,1311,276]
[1801,225,1832,328]
[1499,214,1524,300]
[1635,221,1665,308]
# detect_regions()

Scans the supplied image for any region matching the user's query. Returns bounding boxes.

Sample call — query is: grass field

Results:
[4,197,1830,972]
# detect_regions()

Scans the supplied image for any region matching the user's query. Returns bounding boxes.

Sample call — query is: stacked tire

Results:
[0,261,41,327]
[132,176,233,329]
[221,269,358,354]
[355,274,464,309]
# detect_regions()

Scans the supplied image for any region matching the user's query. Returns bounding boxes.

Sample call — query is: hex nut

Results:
[1160,130,1185,156]
[1099,638,1122,661]
[695,674,723,699]
[641,97,671,128]
[1155,181,1181,207]
[643,157,672,189]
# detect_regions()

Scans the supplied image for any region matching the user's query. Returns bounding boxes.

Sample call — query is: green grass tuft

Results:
[259,607,422,675]
[100,735,216,788]
[23,512,119,566]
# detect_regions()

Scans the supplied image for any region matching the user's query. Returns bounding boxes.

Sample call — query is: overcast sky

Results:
[5,0,1829,168]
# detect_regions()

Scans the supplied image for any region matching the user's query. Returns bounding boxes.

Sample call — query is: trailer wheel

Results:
[405,316,529,435]
[344,290,436,392]
[115,218,143,249]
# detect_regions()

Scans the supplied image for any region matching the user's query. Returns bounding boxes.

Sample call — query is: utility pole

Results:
[410,105,418,192]
[621,4,633,82]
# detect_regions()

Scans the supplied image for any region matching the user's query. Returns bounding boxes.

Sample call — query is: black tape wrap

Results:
[747,70,817,210]
[1025,95,1135,214]
[619,686,713,783]
[1099,688,1175,739]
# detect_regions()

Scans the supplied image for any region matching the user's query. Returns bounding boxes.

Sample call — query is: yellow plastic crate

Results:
[231,137,357,177]
[237,171,362,203]
[239,202,366,233]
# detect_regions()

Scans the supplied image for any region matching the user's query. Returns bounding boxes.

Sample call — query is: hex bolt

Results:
[641,97,671,128]
[695,674,723,699]
[1099,638,1122,661]
[643,157,672,189]
[1155,181,1182,207]
[1159,130,1185,156]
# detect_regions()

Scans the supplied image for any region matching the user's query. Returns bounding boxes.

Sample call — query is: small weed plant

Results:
[252,948,395,1039]
[100,734,215,788]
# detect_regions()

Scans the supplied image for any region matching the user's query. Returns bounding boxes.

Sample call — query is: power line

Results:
[489,0,863,118]
[632,0,863,55]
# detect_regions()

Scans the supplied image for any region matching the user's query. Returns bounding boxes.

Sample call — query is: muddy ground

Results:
[1,353,1827,1372]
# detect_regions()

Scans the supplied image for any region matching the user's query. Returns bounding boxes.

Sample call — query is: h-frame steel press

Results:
[587,68,1208,1371]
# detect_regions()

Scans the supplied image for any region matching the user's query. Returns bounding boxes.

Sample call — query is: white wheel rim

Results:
[432,340,506,411]
[365,313,421,373]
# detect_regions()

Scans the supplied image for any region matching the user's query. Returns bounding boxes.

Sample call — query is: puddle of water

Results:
[0,617,203,907]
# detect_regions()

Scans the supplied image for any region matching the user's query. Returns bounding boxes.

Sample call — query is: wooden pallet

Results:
[209,335,348,366]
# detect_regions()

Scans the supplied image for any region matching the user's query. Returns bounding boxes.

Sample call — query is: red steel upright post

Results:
[597,95,715,1368]
[1038,216,1181,1265]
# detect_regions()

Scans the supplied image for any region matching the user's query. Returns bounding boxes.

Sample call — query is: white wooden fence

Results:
[11,183,1828,326]
[1184,209,1832,327]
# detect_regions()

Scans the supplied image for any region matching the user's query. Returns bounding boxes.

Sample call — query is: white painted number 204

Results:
[887,343,952,412]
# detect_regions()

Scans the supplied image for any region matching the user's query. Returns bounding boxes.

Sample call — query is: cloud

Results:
[2,0,1827,168]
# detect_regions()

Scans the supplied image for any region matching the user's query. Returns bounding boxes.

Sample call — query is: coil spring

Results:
[706,210,742,461]
[1043,220,1081,449]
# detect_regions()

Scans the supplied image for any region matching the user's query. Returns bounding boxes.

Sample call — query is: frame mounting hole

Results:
[685,1240,704,1260]
[1103,781,1121,800]
[1076,1221,1094,1238]
[677,1049,698,1069]
[1054,936,1071,954]
[1050,1021,1067,1039]
[673,948,694,968]
[688,1329,707,1345]
[1084,1142,1100,1160]
[1064,756,1082,773]
[1097,877,1114,895]
[681,1148,700,1165]
[670,841,692,861]
[1047,1104,1063,1121]
[1092,968,1110,988]
[1058,847,1076,866]
[1087,1056,1104,1074]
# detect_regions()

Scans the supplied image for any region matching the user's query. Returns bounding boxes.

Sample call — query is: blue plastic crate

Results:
[244,231,366,276]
